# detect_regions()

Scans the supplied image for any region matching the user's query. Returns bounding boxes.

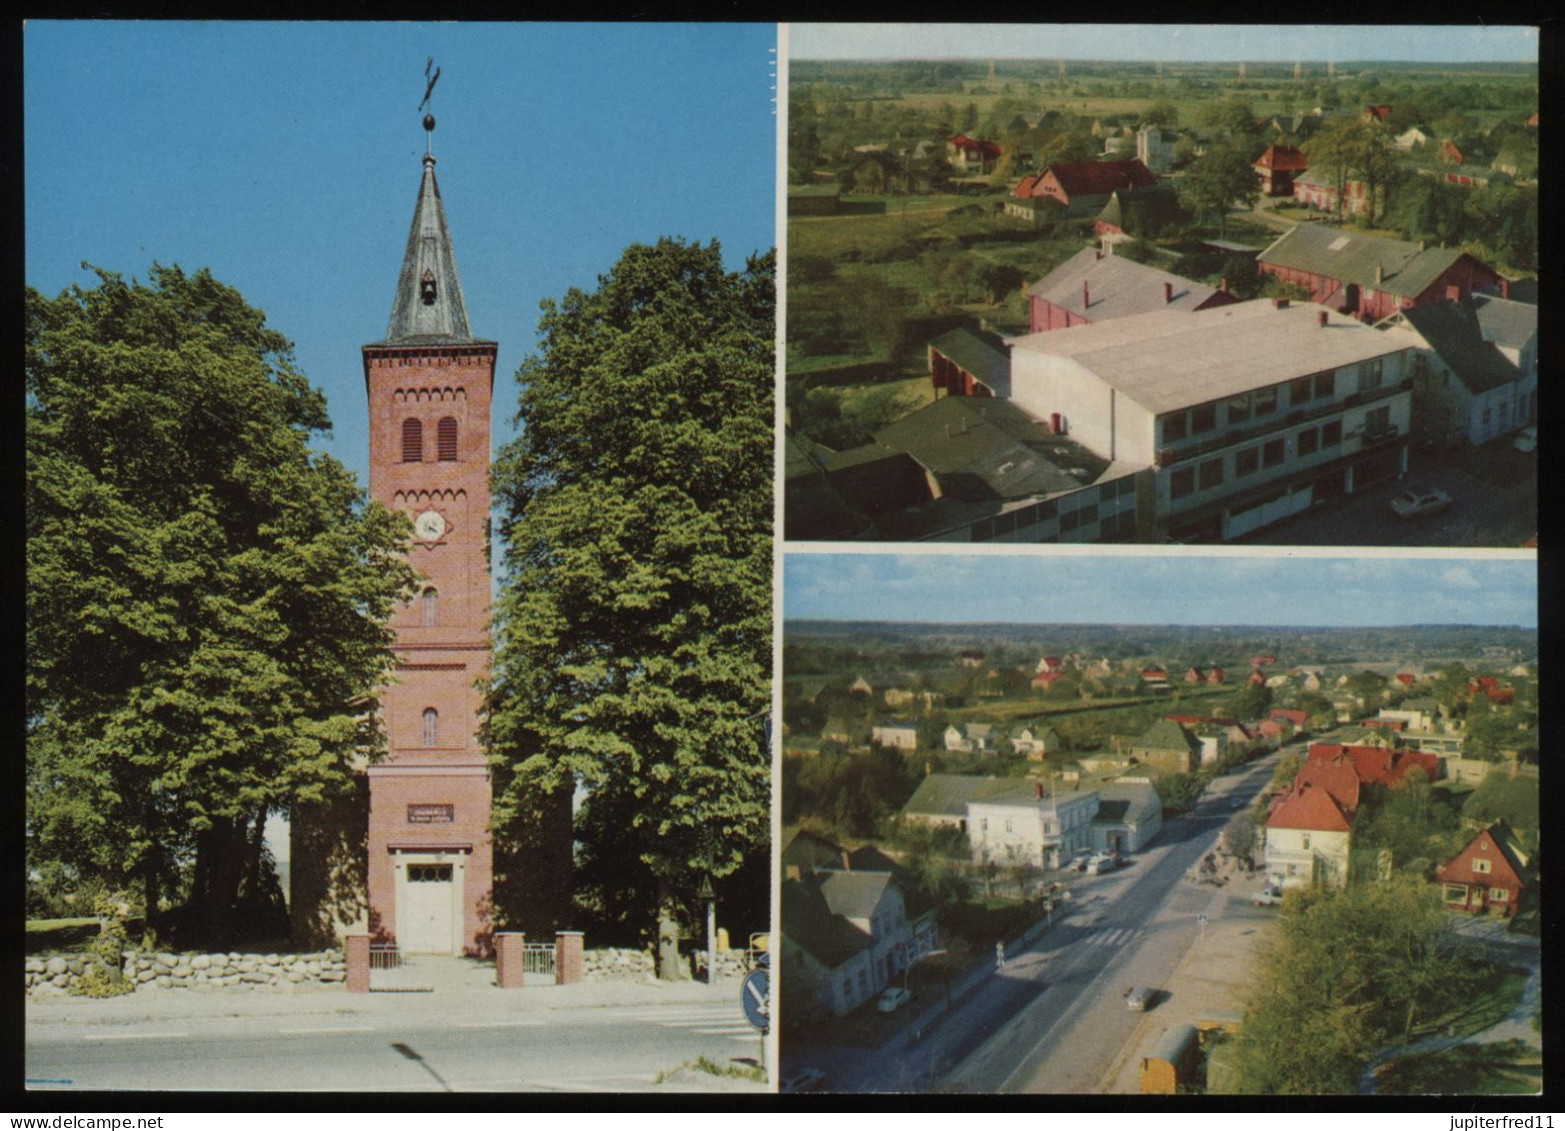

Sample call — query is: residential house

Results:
[1263,780,1353,889]
[1007,299,1423,542]
[1306,743,1442,786]
[781,827,850,880]
[1362,104,1391,124]
[781,847,939,1019]
[1257,224,1509,323]
[1129,718,1202,775]
[956,649,986,668]
[1435,820,1533,916]
[1135,124,1179,172]
[947,134,1001,175]
[1025,247,1236,334]
[1290,168,1371,217]
[944,722,997,754]
[1271,708,1308,729]
[1379,298,1536,445]
[1090,778,1164,854]
[1194,729,1228,766]
[1010,159,1158,218]
[1012,725,1064,760]
[902,773,1007,832]
[1252,145,1308,196]
[872,720,921,751]
[967,778,1101,870]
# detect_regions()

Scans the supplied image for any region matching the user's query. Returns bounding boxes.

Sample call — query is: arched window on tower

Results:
[422,708,439,747]
[421,587,438,627]
[437,417,458,462]
[402,418,423,462]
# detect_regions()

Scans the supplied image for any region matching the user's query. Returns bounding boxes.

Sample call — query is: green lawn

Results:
[1421,965,1531,1042]
[1377,1039,1542,1096]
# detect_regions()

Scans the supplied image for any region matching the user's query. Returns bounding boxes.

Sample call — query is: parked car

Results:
[1253,886,1284,907]
[781,1067,827,1093]
[1513,426,1537,453]
[1125,985,1158,1012]
[1390,486,1453,519]
[876,986,912,1013]
[1064,854,1091,872]
[1085,854,1117,875]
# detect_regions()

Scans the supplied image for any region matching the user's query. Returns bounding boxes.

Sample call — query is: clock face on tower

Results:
[413,508,448,543]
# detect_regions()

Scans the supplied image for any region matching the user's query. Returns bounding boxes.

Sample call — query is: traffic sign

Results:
[741,965,769,1031]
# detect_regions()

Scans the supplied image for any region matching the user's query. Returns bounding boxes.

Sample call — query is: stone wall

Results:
[580,946,753,983]
[25,949,346,995]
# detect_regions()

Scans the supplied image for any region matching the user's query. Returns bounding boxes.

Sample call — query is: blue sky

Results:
[25,22,777,488]
[784,551,1538,628]
[787,23,1538,64]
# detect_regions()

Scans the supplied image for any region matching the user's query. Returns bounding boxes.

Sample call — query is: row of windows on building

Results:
[1165,409,1391,502]
[402,417,460,462]
[1158,360,1388,446]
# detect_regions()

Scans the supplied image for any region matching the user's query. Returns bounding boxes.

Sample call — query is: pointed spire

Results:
[384,146,475,344]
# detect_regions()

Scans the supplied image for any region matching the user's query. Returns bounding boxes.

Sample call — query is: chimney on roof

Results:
[1500,278,1510,299]
[1375,263,1383,285]
[841,851,852,870]
[1035,781,1044,800]
[1164,281,1173,304]
[1418,238,1426,251]
[1318,310,1328,328]
[925,761,932,777]
[1446,284,1461,302]
[1220,277,1228,293]
[1083,281,1090,308]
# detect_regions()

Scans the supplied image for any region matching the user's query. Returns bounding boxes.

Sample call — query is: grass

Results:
[1377,1039,1541,1096]
[1420,965,1530,1042]
[836,376,935,428]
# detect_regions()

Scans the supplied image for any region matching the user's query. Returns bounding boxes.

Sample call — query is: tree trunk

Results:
[201,816,246,950]
[654,875,685,981]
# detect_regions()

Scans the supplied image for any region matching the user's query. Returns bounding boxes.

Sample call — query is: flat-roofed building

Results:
[1008,298,1423,541]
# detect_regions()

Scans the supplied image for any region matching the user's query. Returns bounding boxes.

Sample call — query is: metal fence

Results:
[369,944,401,970]
[520,943,555,976]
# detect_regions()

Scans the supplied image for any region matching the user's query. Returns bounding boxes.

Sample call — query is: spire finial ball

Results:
[423,113,436,133]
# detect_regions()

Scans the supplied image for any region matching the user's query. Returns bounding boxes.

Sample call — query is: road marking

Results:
[87,1032,191,1041]
[277,1025,375,1035]
[453,1019,546,1028]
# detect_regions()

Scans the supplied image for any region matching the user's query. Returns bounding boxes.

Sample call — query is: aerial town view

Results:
[783,26,1537,547]
[777,553,1539,1095]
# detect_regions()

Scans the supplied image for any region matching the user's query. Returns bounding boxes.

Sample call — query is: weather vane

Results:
[419,56,441,152]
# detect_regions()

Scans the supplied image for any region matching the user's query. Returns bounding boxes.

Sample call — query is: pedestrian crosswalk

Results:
[609,1004,758,1043]
[1079,926,1143,949]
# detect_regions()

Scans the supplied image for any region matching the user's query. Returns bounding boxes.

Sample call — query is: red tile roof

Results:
[1031,159,1156,199]
[1267,781,1352,833]
[1012,175,1040,199]
[1294,761,1361,814]
[1271,708,1307,726]
[1254,145,1308,171]
[1306,743,1439,786]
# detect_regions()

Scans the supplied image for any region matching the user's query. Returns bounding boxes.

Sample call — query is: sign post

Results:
[741,952,770,1083]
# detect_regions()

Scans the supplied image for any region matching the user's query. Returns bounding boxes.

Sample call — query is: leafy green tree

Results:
[27,265,413,947]
[1036,130,1097,167]
[1178,145,1261,237]
[1141,100,1179,128]
[1229,878,1489,1093]
[1229,682,1273,720]
[486,240,773,977]
[1198,98,1256,138]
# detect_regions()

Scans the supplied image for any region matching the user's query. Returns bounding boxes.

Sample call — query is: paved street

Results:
[26,976,768,1093]
[1237,437,1536,548]
[784,748,1284,1094]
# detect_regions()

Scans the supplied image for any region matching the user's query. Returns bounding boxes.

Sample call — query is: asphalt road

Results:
[785,747,1283,1095]
[25,1001,762,1092]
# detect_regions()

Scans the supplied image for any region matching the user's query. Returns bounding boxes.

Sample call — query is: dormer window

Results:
[420,268,438,305]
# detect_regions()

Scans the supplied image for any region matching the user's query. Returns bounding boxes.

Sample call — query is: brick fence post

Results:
[555,931,583,985]
[345,934,371,994]
[495,932,526,989]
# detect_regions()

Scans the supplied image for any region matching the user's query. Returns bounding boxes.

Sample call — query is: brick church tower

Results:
[362,122,497,955]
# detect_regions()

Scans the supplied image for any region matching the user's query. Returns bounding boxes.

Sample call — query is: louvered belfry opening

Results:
[402,417,423,462]
[437,416,458,461]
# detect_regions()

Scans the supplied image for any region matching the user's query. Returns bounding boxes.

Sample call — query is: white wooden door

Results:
[400,863,455,953]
